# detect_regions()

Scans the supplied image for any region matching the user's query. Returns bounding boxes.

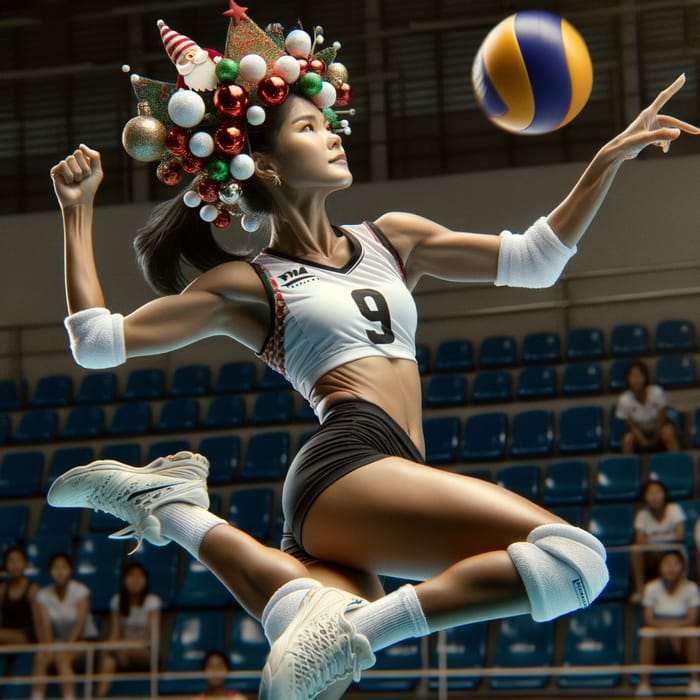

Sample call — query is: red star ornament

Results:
[223,1,249,25]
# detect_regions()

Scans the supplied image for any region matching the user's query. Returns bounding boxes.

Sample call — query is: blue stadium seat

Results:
[74,535,124,611]
[608,406,627,451]
[259,366,292,390]
[358,641,422,692]
[121,367,165,400]
[516,365,557,399]
[558,405,604,454]
[154,397,200,432]
[24,533,75,585]
[497,464,540,502]
[45,446,95,492]
[415,344,430,374]
[471,370,512,403]
[0,450,43,496]
[295,400,316,422]
[595,455,642,502]
[168,363,211,397]
[549,505,584,528]
[562,362,603,395]
[461,467,492,481]
[201,394,246,429]
[588,503,636,546]
[462,412,507,461]
[611,323,649,357]
[425,373,467,407]
[680,500,700,551]
[521,331,561,365]
[198,435,241,484]
[491,616,554,689]
[74,371,118,404]
[228,487,274,540]
[695,407,700,448]
[566,327,605,360]
[99,442,141,465]
[608,358,632,392]
[428,622,488,691]
[478,335,517,368]
[160,611,226,695]
[213,361,257,393]
[13,409,58,443]
[36,501,81,537]
[434,339,474,372]
[655,319,696,352]
[648,451,694,499]
[600,550,631,601]
[0,378,23,411]
[146,439,192,464]
[510,409,554,457]
[558,603,625,688]
[249,390,294,424]
[0,413,9,445]
[130,542,180,608]
[3,653,34,699]
[655,354,696,388]
[240,431,290,480]
[175,554,231,608]
[423,416,460,464]
[30,374,73,408]
[106,402,152,436]
[228,611,269,693]
[61,405,105,440]
[543,460,589,505]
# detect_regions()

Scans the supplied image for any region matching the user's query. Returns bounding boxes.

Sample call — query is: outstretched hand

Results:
[50,144,104,209]
[609,74,700,160]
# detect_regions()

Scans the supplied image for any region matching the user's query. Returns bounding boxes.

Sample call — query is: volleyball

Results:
[472,10,593,135]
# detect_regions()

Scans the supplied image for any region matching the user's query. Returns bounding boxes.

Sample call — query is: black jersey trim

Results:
[248,262,275,356]
[363,221,407,282]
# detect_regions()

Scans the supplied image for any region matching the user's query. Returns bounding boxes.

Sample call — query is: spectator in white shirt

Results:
[616,360,679,454]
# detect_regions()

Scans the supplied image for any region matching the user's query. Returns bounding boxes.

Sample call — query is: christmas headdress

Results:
[121,1,353,231]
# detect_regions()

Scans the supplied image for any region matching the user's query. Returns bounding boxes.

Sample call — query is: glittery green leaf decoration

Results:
[265,22,286,50]
[130,75,177,130]
[313,46,337,66]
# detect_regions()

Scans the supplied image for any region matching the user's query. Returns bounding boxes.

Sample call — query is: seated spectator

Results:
[637,550,700,697]
[197,650,247,699]
[616,360,680,454]
[31,553,98,700]
[631,480,686,603]
[96,562,161,698]
[0,546,38,644]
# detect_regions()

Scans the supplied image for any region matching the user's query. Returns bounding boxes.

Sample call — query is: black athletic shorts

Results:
[281,399,425,564]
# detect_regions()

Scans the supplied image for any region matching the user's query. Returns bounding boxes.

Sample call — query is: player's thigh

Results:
[302,457,564,580]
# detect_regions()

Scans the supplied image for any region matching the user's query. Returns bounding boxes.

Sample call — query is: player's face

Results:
[124,566,147,594]
[644,483,666,509]
[659,554,684,583]
[50,557,72,586]
[5,550,27,578]
[270,95,352,191]
[627,366,647,393]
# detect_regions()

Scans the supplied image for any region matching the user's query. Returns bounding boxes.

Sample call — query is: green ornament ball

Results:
[322,107,339,128]
[215,58,240,83]
[208,158,230,182]
[299,72,323,97]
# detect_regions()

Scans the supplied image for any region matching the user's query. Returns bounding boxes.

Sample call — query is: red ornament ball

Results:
[182,152,205,174]
[309,59,325,75]
[197,177,219,203]
[296,58,309,77]
[214,124,246,156]
[166,127,190,157]
[213,208,232,229]
[334,82,352,107]
[156,159,183,185]
[213,84,249,120]
[258,75,289,107]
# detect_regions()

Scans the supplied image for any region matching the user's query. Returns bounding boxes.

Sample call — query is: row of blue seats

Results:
[425,354,697,406]
[1,319,695,412]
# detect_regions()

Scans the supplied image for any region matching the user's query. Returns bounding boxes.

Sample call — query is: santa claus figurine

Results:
[158,19,222,91]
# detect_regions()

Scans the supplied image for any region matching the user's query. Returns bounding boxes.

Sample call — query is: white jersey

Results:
[252,222,417,409]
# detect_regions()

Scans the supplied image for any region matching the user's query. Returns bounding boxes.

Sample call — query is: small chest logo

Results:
[279,266,318,287]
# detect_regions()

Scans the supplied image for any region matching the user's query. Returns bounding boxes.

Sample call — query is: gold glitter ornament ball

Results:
[121,103,167,162]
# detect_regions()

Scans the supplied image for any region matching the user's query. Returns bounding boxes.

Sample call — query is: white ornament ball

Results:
[312,81,337,109]
[200,204,219,222]
[189,131,215,158]
[121,64,131,73]
[230,153,255,180]
[241,214,261,232]
[183,190,202,208]
[239,54,267,82]
[246,105,266,126]
[168,89,206,128]
[273,55,301,83]
[285,29,312,58]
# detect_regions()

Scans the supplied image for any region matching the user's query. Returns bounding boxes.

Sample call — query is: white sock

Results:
[261,578,322,644]
[347,584,429,652]
[154,502,226,559]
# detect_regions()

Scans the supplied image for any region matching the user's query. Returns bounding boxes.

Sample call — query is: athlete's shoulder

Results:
[185,260,268,305]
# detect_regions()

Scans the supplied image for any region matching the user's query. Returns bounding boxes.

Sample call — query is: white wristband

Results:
[495,216,576,289]
[64,307,126,369]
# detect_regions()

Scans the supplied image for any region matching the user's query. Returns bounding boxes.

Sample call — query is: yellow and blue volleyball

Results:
[472,11,593,134]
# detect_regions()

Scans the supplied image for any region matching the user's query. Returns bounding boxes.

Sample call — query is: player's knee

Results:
[507,522,609,622]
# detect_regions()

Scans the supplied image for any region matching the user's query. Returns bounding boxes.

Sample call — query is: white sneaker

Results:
[47,451,210,552]
[259,587,375,700]
[636,681,653,697]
